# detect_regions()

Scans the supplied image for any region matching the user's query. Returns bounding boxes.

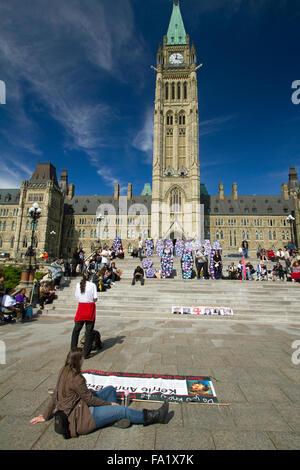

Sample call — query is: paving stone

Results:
[155,426,215,450]
[238,383,293,404]
[94,425,156,451]
[213,430,276,450]
[0,415,50,450]
[230,403,292,431]
[268,432,300,450]
[272,403,300,432]
[182,403,235,431]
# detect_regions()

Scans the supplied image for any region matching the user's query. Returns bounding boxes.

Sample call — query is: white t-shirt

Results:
[2,295,16,312]
[138,240,143,249]
[75,281,97,303]
[101,250,109,264]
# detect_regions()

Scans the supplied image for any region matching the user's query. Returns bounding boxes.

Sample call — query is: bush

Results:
[0,266,45,291]
[0,266,22,291]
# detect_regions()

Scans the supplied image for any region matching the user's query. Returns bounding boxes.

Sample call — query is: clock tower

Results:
[151,0,201,240]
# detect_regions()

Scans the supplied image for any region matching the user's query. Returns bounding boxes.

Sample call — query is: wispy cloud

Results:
[0,0,144,187]
[0,158,34,189]
[132,107,154,164]
[199,114,238,137]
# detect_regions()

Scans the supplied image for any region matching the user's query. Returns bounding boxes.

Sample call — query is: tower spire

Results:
[167,0,187,45]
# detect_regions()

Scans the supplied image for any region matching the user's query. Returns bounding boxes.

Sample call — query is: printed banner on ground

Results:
[83,370,218,404]
[172,306,234,316]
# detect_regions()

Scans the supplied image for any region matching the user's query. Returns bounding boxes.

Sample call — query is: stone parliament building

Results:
[0,1,299,260]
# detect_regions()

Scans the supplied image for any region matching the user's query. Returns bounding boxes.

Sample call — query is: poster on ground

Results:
[172,306,234,316]
[83,370,218,404]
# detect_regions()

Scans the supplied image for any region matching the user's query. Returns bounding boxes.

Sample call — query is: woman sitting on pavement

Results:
[30,348,169,437]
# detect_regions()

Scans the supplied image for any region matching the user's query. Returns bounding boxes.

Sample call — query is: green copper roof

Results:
[141,183,152,196]
[167,1,187,45]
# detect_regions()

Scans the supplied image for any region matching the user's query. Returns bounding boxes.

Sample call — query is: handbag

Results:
[54,410,71,439]
[53,371,78,439]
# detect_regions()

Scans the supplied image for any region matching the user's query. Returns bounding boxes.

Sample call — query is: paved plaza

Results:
[0,279,300,450]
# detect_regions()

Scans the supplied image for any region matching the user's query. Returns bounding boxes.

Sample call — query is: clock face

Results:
[169,53,184,65]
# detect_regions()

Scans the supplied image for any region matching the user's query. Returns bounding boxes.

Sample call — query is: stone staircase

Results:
[42,256,300,323]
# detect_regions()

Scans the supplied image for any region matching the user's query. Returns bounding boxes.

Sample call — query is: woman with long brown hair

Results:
[30,348,169,437]
[71,273,97,359]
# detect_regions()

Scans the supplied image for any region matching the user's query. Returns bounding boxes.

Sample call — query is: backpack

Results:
[80,330,103,351]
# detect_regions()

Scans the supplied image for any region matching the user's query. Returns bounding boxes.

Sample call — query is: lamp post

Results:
[19,203,42,294]
[96,213,104,251]
[27,203,42,271]
[287,214,296,250]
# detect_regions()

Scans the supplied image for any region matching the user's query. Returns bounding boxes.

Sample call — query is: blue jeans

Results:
[89,386,144,428]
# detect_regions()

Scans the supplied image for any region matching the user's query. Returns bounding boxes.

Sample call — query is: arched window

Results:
[260,231,263,240]
[23,236,28,248]
[11,221,16,231]
[256,231,258,240]
[90,230,94,238]
[273,231,276,240]
[177,82,181,100]
[166,112,173,126]
[170,188,182,214]
[242,231,245,239]
[3,222,6,231]
[10,237,15,248]
[269,231,272,240]
[220,231,223,240]
[282,231,285,240]
[165,82,169,100]
[216,230,219,240]
[33,237,38,248]
[179,112,185,125]
[246,231,250,240]
[82,230,86,239]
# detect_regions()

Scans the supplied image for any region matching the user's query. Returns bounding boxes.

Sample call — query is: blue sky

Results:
[0,0,299,196]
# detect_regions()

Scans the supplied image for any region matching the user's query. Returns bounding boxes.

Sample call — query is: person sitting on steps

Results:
[132,266,145,286]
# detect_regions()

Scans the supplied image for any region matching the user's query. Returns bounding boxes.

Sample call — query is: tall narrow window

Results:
[170,188,182,214]
[183,82,187,100]
[171,82,175,100]
[178,127,186,168]
[165,128,173,168]
[177,82,181,100]
[165,82,169,100]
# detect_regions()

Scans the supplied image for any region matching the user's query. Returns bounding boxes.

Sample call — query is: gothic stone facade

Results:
[0,163,298,260]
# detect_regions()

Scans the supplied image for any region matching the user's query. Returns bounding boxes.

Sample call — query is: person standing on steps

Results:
[71,273,98,360]
[138,237,143,261]
[30,348,170,437]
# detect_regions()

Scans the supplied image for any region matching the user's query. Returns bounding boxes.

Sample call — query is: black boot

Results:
[143,401,169,426]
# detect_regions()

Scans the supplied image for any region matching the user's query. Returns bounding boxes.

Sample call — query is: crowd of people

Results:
[0,268,35,323]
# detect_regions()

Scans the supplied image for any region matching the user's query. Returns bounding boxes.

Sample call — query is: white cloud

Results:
[132,108,154,163]
[0,158,34,189]
[0,0,144,182]
[199,114,237,137]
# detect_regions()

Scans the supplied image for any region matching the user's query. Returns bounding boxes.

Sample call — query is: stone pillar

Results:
[232,183,238,200]
[127,183,132,201]
[218,183,224,200]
